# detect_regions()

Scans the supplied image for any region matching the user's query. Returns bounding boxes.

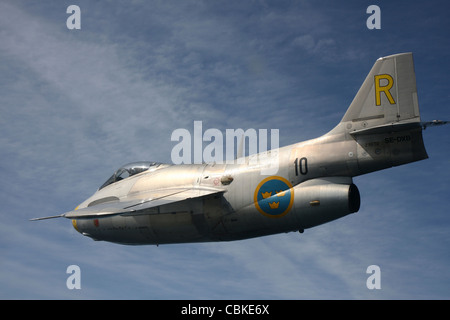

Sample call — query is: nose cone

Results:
[71,219,102,241]
[72,219,81,233]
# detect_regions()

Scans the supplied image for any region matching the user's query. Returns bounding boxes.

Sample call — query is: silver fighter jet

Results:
[32,53,448,245]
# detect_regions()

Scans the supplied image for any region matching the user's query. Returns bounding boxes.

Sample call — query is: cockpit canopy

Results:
[99,161,164,190]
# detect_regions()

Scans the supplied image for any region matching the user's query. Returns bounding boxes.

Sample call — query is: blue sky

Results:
[1,0,449,300]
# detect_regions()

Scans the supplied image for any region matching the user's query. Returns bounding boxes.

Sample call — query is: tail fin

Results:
[334,53,428,174]
[342,52,421,129]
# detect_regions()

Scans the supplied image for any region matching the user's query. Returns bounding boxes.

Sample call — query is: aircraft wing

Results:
[30,187,225,220]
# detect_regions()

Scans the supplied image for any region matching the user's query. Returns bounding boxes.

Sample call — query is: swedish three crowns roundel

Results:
[254,176,294,218]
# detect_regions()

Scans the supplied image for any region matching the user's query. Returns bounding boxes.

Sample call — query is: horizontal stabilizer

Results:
[349,121,422,136]
[421,120,449,129]
[350,119,450,136]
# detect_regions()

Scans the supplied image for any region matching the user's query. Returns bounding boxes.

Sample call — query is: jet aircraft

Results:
[32,53,448,245]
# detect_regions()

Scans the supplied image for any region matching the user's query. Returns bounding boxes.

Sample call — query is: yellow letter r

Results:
[374,74,395,106]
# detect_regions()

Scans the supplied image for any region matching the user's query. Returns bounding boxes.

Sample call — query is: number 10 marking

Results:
[294,157,308,176]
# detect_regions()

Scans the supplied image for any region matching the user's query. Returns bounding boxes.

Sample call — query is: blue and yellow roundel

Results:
[254,176,294,218]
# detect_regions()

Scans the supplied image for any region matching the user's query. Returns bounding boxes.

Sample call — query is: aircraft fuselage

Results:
[73,121,426,245]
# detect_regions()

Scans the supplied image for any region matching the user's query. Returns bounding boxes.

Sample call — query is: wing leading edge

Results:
[30,187,225,221]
